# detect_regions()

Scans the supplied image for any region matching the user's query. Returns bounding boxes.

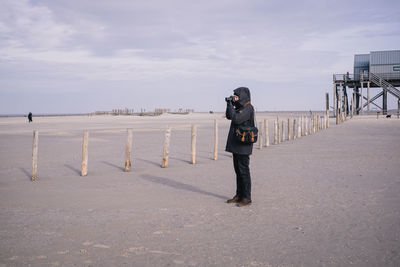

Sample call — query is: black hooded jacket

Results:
[225,87,255,155]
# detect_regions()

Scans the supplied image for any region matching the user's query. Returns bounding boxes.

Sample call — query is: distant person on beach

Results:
[225,87,254,207]
[28,112,33,123]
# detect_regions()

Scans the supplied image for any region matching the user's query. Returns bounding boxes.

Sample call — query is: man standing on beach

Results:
[225,87,254,207]
[28,112,33,123]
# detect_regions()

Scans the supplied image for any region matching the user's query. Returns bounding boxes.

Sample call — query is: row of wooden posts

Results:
[31,114,331,181]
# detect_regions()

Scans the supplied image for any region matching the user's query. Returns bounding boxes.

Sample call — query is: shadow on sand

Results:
[134,158,160,168]
[19,167,31,180]
[101,161,125,172]
[64,164,81,175]
[140,174,227,200]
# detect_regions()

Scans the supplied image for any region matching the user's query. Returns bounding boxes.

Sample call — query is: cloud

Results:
[0,0,76,50]
[300,23,400,54]
[0,0,330,84]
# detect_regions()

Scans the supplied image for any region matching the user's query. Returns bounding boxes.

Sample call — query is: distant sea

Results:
[0,113,89,118]
[1,109,398,118]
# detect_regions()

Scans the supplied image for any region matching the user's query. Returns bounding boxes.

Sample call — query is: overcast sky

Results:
[1,0,400,114]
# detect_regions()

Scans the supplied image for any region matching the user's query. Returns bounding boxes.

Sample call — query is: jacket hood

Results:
[233,87,251,106]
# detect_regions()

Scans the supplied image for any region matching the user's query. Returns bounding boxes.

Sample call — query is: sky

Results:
[1,0,400,114]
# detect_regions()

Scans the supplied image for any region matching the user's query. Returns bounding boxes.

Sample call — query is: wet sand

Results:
[0,113,399,266]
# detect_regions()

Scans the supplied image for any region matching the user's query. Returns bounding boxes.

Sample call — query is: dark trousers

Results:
[233,153,251,200]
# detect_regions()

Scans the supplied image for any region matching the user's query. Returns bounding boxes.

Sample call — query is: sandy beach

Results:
[0,113,399,266]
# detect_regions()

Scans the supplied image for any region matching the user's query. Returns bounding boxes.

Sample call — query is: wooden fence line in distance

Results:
[28,115,339,179]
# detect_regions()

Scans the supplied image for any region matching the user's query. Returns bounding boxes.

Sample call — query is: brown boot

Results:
[236,198,252,207]
[226,195,240,203]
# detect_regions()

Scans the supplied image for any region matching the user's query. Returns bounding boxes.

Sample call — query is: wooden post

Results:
[367,82,370,112]
[360,82,364,115]
[300,116,303,136]
[326,92,330,128]
[124,129,133,172]
[277,117,281,143]
[293,118,297,139]
[32,130,38,181]
[333,83,337,119]
[315,115,318,132]
[351,91,355,118]
[311,116,314,134]
[258,122,263,150]
[325,92,329,111]
[81,131,89,176]
[297,118,301,138]
[340,83,344,122]
[191,125,197,164]
[315,115,317,133]
[310,116,314,135]
[336,107,339,124]
[281,120,285,142]
[287,118,291,141]
[264,119,269,147]
[162,127,171,168]
[326,110,329,128]
[214,120,218,160]
[398,100,400,119]
[336,84,341,124]
[320,116,322,130]
[383,88,388,115]
[305,117,308,136]
[274,119,278,144]
[318,116,321,130]
[319,115,322,130]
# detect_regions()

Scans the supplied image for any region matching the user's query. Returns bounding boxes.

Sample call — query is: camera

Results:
[225,95,234,102]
